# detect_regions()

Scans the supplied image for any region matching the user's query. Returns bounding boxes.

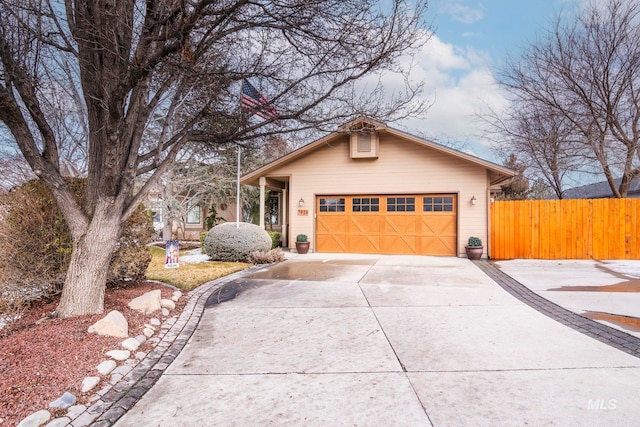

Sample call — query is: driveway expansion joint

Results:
[475,260,640,360]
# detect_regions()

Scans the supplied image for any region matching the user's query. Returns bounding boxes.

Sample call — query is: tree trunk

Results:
[56,203,122,317]
[162,180,173,242]
[162,221,173,242]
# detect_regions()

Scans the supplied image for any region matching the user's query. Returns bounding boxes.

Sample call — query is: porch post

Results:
[259,177,266,229]
[281,185,288,247]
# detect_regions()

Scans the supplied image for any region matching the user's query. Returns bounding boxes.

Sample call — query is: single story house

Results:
[241,118,514,257]
[562,177,640,199]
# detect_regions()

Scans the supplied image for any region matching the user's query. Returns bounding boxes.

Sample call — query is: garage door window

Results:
[319,198,345,212]
[423,196,454,212]
[353,197,380,212]
[387,197,415,212]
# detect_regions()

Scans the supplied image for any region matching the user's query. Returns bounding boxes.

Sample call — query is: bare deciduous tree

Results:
[495,154,530,200]
[0,0,429,316]
[495,0,640,197]
[151,136,288,241]
[489,100,589,198]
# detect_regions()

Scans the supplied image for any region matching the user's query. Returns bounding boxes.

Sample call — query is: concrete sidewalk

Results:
[114,254,640,426]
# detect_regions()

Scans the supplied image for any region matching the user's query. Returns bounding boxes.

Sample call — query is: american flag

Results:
[241,79,280,123]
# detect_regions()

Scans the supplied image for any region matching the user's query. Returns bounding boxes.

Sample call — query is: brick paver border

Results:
[73,266,263,427]
[475,260,640,359]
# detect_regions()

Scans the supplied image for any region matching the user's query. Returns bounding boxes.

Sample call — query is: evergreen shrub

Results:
[204,222,271,262]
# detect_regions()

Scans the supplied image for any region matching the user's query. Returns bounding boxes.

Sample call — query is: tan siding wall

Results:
[217,201,239,223]
[267,134,490,256]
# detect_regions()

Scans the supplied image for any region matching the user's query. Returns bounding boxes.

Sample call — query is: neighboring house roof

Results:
[562,177,640,199]
[242,118,515,186]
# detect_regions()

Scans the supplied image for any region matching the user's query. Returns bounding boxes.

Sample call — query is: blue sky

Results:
[399,0,585,161]
[429,0,564,59]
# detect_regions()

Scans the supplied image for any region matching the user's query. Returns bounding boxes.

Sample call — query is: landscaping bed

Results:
[0,281,186,426]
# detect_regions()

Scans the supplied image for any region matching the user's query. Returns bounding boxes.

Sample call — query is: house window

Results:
[319,198,345,212]
[423,196,454,212]
[387,197,415,212]
[186,203,201,224]
[352,197,379,212]
[357,133,371,152]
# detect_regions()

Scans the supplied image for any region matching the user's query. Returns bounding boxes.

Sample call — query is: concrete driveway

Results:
[496,259,640,339]
[115,254,640,426]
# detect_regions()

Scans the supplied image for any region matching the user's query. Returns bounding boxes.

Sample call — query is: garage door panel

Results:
[348,235,381,253]
[316,195,456,256]
[316,228,348,252]
[384,215,419,234]
[419,236,456,256]
[317,215,348,233]
[382,235,417,254]
[347,216,382,253]
[316,215,348,252]
[317,234,348,252]
[350,216,383,234]
[421,216,456,236]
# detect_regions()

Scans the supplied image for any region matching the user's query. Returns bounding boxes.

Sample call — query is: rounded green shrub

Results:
[204,222,272,262]
[267,231,281,248]
[467,236,483,247]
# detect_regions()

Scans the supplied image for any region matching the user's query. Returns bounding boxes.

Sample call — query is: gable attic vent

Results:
[350,131,378,159]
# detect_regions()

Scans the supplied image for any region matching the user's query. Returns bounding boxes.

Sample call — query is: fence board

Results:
[523,201,532,258]
[631,199,639,257]
[490,198,640,260]
[540,201,550,259]
[592,201,603,259]
[532,201,540,258]
[625,199,631,258]
[577,199,586,257]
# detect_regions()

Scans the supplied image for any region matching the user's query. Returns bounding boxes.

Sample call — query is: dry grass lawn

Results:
[145,246,250,291]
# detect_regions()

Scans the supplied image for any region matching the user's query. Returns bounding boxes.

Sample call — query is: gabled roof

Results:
[241,118,515,186]
[562,177,640,199]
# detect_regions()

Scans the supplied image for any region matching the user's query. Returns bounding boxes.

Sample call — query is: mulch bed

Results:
[0,282,186,426]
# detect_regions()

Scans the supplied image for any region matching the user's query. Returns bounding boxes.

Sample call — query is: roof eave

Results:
[241,121,516,187]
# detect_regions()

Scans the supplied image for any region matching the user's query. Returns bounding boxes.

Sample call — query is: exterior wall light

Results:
[298,198,305,207]
[471,195,477,205]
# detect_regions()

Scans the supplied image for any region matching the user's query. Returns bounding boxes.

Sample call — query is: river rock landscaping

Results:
[0,282,186,427]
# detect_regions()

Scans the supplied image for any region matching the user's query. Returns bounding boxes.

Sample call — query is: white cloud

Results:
[416,35,470,73]
[397,34,510,156]
[439,1,486,24]
[356,30,510,160]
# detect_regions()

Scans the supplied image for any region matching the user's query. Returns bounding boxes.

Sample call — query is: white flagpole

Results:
[236,144,241,228]
[237,79,244,230]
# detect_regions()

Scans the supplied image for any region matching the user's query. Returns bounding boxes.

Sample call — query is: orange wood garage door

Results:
[316,195,457,255]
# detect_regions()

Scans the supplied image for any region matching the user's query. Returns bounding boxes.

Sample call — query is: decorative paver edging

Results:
[65,266,264,427]
[475,260,640,359]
